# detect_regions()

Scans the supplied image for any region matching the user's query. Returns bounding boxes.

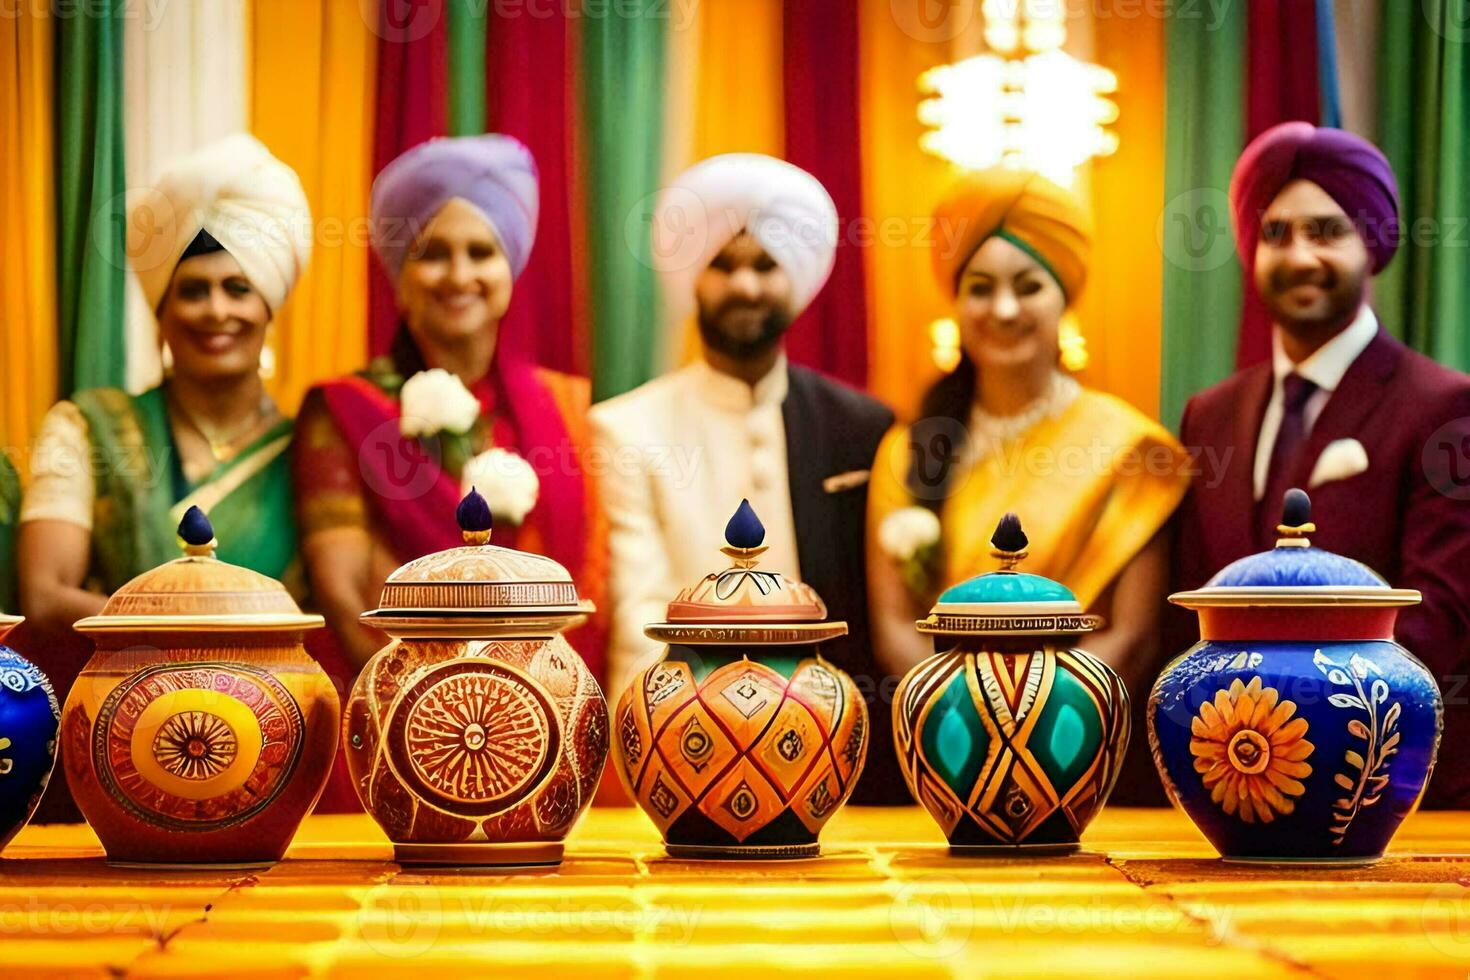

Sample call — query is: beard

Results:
[1260,262,1367,339]
[697,300,792,361]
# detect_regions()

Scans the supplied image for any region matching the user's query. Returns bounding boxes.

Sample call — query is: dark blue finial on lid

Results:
[457,487,494,544]
[991,512,1028,553]
[1276,488,1315,547]
[178,505,216,556]
[725,499,766,550]
[1281,488,1311,529]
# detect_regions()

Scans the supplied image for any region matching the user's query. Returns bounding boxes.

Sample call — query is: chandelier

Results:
[918,0,1119,188]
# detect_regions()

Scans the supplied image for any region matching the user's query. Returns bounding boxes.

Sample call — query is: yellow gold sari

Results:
[869,389,1190,609]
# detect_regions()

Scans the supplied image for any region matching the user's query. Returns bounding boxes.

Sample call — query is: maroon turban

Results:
[1229,122,1400,274]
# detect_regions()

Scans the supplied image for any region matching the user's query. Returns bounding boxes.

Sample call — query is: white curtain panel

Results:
[122,0,249,393]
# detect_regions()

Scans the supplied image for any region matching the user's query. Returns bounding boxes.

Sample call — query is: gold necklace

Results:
[169,390,277,463]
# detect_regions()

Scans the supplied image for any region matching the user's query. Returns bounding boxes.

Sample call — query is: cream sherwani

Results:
[589,354,801,701]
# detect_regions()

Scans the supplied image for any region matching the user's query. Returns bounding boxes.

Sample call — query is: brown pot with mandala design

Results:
[64,508,338,868]
[611,500,868,859]
[344,489,608,868]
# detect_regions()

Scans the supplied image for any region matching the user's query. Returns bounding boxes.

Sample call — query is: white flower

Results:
[879,506,942,562]
[399,368,480,438]
[462,448,540,526]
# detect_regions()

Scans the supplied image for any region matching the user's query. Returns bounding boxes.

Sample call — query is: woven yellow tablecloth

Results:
[3,807,1470,977]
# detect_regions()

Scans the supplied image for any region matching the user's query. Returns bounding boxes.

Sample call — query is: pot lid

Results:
[917,513,1103,637]
[644,500,847,646]
[74,507,323,633]
[361,488,594,632]
[1171,489,1420,609]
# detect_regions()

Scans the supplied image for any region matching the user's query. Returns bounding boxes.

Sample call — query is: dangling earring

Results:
[161,340,174,375]
[259,323,278,380]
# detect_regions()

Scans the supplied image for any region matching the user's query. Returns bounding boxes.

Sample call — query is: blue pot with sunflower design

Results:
[894,514,1129,854]
[1150,490,1440,865]
[0,615,61,854]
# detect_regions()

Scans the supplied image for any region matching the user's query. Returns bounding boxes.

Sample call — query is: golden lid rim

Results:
[917,612,1104,637]
[73,613,324,633]
[643,621,848,646]
[1170,586,1422,608]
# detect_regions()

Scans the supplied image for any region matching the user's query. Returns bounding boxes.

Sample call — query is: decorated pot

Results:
[0,615,60,854]
[1150,489,1440,865]
[612,500,868,859]
[64,508,338,867]
[894,513,1129,854]
[345,490,607,868]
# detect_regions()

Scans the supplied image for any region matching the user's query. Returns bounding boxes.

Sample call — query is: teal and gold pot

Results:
[894,514,1129,854]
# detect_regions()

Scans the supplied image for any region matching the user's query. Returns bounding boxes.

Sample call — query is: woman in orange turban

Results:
[866,169,1190,695]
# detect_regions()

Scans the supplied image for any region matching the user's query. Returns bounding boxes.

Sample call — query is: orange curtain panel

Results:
[0,6,58,472]
[249,0,377,414]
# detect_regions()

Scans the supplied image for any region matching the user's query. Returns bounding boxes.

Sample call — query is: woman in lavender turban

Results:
[293,135,608,698]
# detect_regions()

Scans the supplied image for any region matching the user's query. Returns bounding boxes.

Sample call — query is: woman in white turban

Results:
[18,133,312,636]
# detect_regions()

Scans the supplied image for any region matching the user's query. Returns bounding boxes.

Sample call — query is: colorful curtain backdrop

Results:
[1376,0,1469,371]
[1076,3,1168,421]
[582,9,668,401]
[858,0,954,418]
[0,4,57,473]
[483,6,587,377]
[56,0,127,397]
[251,0,377,414]
[782,0,868,389]
[1235,0,1322,370]
[446,0,486,138]
[368,0,448,358]
[1158,0,1246,430]
[123,0,249,395]
[672,0,785,368]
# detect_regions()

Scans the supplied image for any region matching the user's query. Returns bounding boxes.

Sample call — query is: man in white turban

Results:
[17,138,312,827]
[590,154,903,804]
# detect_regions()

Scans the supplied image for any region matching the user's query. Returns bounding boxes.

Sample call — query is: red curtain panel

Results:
[1236,0,1321,369]
[782,0,869,388]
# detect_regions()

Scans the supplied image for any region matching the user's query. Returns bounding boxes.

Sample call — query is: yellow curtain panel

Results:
[1074,9,1167,420]
[859,1,956,418]
[249,0,376,414]
[0,7,58,475]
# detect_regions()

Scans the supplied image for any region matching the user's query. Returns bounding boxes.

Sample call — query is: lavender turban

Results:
[370,134,540,282]
[1230,122,1400,273]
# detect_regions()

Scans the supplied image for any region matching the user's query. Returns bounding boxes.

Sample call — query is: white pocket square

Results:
[1309,438,1370,488]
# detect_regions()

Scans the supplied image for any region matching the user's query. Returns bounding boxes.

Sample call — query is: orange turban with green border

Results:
[931,168,1092,303]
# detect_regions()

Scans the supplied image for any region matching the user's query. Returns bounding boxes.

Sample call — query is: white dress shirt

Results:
[1253,305,1379,500]
[589,354,802,700]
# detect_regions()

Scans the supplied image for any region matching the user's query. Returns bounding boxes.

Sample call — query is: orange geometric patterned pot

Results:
[344,490,607,867]
[63,508,338,868]
[612,501,868,859]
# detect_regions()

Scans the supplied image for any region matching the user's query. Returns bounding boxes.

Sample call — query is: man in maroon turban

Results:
[1131,123,1470,807]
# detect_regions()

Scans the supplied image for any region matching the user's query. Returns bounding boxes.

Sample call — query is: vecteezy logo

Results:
[1157,187,1237,273]
[900,415,971,502]
[1423,417,1470,501]
[359,419,443,502]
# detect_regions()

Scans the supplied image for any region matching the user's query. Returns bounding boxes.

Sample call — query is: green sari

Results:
[71,386,300,594]
[0,452,19,613]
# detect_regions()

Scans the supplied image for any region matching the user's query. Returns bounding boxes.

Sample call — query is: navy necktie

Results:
[1263,373,1319,533]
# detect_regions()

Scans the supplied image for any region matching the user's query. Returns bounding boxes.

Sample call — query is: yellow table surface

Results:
[3,806,1470,978]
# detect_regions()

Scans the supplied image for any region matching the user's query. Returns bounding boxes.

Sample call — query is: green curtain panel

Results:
[56,0,126,396]
[1376,0,1469,371]
[581,13,667,402]
[446,0,486,136]
[1158,0,1247,430]
[0,450,18,613]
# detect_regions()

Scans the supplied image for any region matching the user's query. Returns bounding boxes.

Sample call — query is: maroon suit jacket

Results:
[1169,328,1470,806]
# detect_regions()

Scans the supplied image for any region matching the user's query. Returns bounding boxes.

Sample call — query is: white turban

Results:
[128,134,312,314]
[652,153,838,321]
